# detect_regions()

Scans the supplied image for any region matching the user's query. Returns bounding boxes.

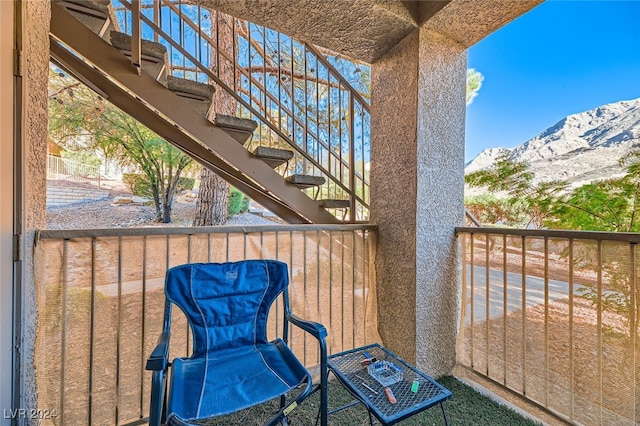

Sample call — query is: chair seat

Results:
[167,339,309,423]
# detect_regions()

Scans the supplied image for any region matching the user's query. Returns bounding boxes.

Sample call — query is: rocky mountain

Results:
[465,97,640,191]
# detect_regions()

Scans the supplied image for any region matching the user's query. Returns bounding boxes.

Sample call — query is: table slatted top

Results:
[328,344,452,424]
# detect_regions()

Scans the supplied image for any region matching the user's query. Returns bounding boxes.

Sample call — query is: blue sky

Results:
[465,0,640,163]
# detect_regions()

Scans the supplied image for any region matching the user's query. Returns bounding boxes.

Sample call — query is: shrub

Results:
[122,173,152,197]
[228,187,250,217]
[177,177,195,191]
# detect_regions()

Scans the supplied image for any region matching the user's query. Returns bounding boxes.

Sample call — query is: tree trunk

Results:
[193,167,228,225]
[193,11,238,226]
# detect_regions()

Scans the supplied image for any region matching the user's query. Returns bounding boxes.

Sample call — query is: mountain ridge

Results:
[465,97,640,190]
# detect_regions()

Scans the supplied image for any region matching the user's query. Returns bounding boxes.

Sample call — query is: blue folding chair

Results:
[146,260,328,425]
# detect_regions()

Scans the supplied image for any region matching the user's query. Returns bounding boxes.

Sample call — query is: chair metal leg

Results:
[319,339,328,426]
[149,370,166,426]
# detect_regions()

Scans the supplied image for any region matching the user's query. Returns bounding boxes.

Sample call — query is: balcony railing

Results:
[456,226,640,425]
[35,224,377,425]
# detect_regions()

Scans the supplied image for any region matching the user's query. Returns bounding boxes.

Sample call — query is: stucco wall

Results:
[370,27,465,377]
[1,3,15,424]
[370,30,419,363]
[414,28,466,375]
[22,0,50,422]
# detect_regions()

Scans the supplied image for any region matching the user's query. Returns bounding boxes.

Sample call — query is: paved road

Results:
[464,265,589,324]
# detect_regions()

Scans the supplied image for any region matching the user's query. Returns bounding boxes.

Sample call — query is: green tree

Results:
[466,68,484,106]
[48,66,194,223]
[465,156,562,228]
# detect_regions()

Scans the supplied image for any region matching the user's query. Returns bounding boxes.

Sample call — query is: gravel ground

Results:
[46,191,282,229]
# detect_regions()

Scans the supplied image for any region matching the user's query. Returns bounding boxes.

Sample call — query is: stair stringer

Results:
[50,2,339,225]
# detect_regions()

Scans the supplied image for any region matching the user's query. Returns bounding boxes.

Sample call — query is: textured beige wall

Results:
[1,3,15,424]
[202,0,420,62]
[371,27,465,377]
[370,31,419,363]
[414,28,465,376]
[22,0,50,419]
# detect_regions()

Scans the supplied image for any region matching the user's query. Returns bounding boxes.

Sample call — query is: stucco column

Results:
[20,0,50,421]
[371,26,465,377]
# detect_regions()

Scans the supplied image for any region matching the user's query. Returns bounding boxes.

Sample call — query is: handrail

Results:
[38,223,378,240]
[456,226,640,243]
[114,0,370,221]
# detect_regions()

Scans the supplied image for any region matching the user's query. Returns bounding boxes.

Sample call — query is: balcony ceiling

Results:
[201,0,543,63]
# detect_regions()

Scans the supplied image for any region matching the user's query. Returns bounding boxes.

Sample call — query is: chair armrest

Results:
[287,314,327,340]
[146,331,170,371]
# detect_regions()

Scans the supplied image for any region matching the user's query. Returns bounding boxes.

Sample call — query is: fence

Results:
[47,154,102,187]
[456,226,639,425]
[35,224,378,425]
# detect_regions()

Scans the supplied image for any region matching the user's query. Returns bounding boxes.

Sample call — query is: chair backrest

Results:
[164,260,288,358]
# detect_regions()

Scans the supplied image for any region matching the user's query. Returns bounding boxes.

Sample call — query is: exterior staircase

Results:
[50,0,365,224]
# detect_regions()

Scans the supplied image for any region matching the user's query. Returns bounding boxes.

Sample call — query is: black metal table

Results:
[327,344,452,425]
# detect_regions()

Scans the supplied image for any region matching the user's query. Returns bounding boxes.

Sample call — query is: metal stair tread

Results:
[318,199,350,209]
[286,174,326,189]
[110,31,167,61]
[56,0,112,37]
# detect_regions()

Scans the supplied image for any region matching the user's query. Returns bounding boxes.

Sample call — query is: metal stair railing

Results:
[113,0,370,222]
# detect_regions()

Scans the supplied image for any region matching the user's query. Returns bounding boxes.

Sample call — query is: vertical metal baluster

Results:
[89,238,97,424]
[338,82,343,184]
[459,233,468,367]
[275,231,280,339]
[544,236,549,408]
[630,242,637,425]
[327,72,332,178]
[568,238,574,421]
[197,5,201,74]
[232,18,237,91]
[485,234,490,375]
[470,233,475,368]
[214,11,220,81]
[316,230,321,363]
[596,240,603,425]
[243,229,247,259]
[262,25,267,119]
[153,1,159,43]
[115,237,123,425]
[259,231,264,260]
[207,232,212,262]
[248,22,253,111]
[315,53,320,172]
[60,239,69,425]
[290,37,295,149]
[328,231,334,350]
[348,93,355,222]
[277,33,282,133]
[226,232,230,262]
[503,234,507,386]
[140,235,147,419]
[341,231,346,352]
[302,231,308,365]
[352,230,357,346]
[521,236,526,395]
[289,230,294,352]
[303,44,308,173]
[179,0,185,76]
[131,0,141,73]
[187,234,192,262]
